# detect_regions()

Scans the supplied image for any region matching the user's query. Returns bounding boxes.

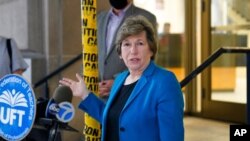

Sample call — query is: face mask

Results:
[109,0,128,9]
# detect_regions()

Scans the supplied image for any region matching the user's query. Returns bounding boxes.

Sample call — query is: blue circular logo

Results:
[0,74,36,141]
[56,102,75,123]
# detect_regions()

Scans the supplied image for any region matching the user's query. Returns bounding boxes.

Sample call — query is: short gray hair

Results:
[115,15,157,60]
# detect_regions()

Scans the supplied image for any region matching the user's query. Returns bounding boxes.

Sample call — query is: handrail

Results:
[33,53,82,88]
[180,47,250,124]
[180,47,250,88]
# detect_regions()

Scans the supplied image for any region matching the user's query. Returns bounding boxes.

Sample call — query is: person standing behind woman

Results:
[60,15,184,141]
[97,0,157,100]
[0,36,28,78]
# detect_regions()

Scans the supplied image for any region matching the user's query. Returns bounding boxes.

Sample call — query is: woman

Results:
[59,15,184,141]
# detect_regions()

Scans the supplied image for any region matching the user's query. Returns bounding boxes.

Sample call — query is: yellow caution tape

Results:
[81,0,101,140]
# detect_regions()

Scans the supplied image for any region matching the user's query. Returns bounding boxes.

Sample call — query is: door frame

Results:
[200,0,246,123]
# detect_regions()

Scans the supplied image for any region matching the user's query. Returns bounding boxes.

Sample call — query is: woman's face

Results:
[120,31,153,73]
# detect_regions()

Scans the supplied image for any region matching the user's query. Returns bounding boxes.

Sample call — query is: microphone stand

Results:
[48,120,60,141]
[35,118,78,141]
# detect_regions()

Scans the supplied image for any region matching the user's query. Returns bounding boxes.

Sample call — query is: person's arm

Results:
[12,69,25,75]
[78,92,106,123]
[9,38,28,74]
[157,73,184,141]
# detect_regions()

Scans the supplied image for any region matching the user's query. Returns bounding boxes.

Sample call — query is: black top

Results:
[105,81,137,141]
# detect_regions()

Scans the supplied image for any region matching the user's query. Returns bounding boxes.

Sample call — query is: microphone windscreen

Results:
[52,85,73,103]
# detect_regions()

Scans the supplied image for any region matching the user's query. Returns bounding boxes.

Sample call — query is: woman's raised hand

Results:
[59,73,89,100]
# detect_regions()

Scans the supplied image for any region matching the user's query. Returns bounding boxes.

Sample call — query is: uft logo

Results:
[0,74,36,141]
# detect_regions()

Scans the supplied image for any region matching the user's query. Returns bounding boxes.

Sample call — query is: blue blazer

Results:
[79,61,184,141]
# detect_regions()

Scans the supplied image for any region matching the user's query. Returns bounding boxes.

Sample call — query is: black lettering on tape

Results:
[84,62,98,70]
[87,37,97,46]
[83,18,88,27]
[83,28,97,36]
[84,53,98,62]
[83,76,98,83]
[92,14,96,20]
[86,136,101,141]
[82,0,94,6]
[83,6,96,16]
[85,124,100,136]
[87,83,98,91]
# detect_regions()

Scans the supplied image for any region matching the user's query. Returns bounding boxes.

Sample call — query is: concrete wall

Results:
[0,0,29,49]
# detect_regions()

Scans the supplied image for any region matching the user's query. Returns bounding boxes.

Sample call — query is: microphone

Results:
[27,86,77,141]
[45,85,75,123]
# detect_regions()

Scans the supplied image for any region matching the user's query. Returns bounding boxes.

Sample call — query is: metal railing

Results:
[33,53,82,89]
[33,53,82,98]
[180,47,250,87]
[180,47,250,124]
